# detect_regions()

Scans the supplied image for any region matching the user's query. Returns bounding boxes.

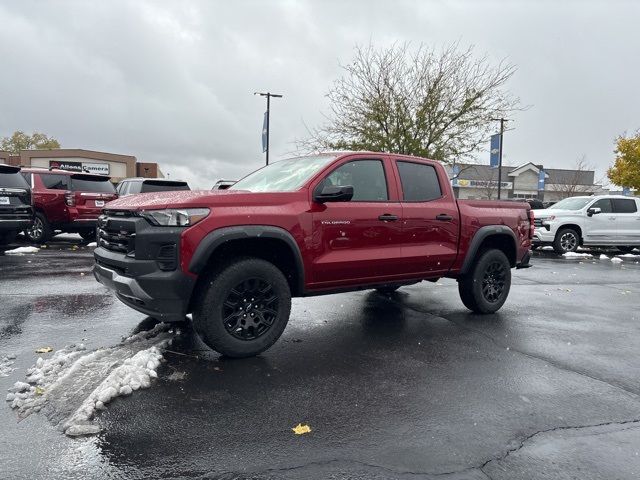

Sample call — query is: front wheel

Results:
[193,258,291,358]
[553,228,580,254]
[458,249,511,314]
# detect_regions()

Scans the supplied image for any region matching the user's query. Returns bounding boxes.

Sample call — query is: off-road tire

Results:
[26,212,51,244]
[193,257,291,358]
[458,249,511,314]
[553,227,580,254]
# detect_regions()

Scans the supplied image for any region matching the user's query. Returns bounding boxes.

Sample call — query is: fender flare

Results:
[460,225,517,275]
[188,225,305,292]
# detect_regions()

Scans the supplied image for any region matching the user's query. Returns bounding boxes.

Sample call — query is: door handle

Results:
[436,214,453,221]
[378,214,398,222]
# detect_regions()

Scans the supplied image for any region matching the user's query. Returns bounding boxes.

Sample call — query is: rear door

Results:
[309,157,404,286]
[612,198,640,246]
[392,159,460,275]
[35,173,70,224]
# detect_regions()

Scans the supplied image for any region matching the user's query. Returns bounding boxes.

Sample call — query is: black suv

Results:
[116,178,190,196]
[0,164,34,245]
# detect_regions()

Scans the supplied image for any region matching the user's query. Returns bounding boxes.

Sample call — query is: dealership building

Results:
[445,162,603,202]
[1,149,163,183]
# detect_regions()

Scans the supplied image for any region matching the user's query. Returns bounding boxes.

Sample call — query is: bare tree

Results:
[549,156,598,199]
[298,42,520,162]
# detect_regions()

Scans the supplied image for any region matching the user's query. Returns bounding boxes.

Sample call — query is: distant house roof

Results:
[450,162,595,186]
[544,168,594,186]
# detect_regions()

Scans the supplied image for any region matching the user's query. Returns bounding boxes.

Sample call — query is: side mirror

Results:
[587,207,602,217]
[313,185,354,203]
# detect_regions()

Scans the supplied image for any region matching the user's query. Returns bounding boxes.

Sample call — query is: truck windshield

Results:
[547,197,592,210]
[230,155,338,192]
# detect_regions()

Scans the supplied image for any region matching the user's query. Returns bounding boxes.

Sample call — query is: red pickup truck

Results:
[94,152,533,357]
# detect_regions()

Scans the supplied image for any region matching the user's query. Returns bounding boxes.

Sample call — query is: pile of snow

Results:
[4,246,40,255]
[0,354,17,377]
[611,257,623,264]
[86,242,97,248]
[562,252,593,258]
[599,254,610,260]
[617,253,640,258]
[6,323,175,437]
[540,246,554,251]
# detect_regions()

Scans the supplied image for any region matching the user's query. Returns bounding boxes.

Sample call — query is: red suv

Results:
[22,168,117,243]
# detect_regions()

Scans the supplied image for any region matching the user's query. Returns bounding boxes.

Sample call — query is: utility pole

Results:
[254,92,283,165]
[491,117,508,200]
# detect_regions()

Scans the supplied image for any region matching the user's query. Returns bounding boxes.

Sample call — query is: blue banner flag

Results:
[622,187,630,196]
[262,112,268,153]
[490,134,501,168]
[538,169,546,191]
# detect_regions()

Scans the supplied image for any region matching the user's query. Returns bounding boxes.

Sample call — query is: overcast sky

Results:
[1,0,638,188]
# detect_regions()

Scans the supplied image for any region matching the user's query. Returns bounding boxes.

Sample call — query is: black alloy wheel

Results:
[222,278,279,341]
[481,261,507,303]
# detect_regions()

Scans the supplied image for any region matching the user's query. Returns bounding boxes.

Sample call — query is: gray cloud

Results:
[1,0,638,188]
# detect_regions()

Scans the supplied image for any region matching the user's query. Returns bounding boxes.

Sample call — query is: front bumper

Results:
[532,225,555,244]
[93,215,196,322]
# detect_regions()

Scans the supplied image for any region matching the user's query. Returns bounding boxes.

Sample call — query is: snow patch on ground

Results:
[6,323,175,437]
[599,254,610,260]
[86,242,97,247]
[0,354,17,377]
[611,257,623,263]
[540,246,554,251]
[562,252,593,258]
[4,246,40,255]
[617,253,640,258]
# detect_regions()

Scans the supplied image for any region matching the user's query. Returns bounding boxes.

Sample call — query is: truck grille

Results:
[97,213,136,254]
[533,219,543,228]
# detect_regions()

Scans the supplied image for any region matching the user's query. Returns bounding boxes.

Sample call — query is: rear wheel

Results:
[458,249,511,314]
[25,212,51,244]
[553,228,579,254]
[617,246,636,254]
[79,229,96,242]
[193,258,291,358]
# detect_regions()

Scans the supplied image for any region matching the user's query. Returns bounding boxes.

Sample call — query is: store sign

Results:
[49,160,110,175]
[457,179,512,189]
[82,163,110,175]
[49,160,83,172]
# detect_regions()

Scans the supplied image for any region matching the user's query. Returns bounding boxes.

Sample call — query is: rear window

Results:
[39,173,69,190]
[70,178,116,193]
[396,161,442,201]
[0,172,30,189]
[140,181,190,193]
[612,198,638,213]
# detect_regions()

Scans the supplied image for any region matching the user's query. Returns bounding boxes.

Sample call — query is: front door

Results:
[310,158,404,286]
[584,198,617,245]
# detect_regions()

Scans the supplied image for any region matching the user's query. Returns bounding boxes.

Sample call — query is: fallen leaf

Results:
[292,423,312,435]
[35,386,45,396]
[35,347,53,353]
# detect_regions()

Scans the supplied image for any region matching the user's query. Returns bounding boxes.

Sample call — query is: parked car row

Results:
[0,164,191,245]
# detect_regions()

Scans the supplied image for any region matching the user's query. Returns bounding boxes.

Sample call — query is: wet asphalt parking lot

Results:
[1,236,640,480]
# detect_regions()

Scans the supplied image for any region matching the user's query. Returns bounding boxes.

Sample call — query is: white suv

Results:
[533,195,640,254]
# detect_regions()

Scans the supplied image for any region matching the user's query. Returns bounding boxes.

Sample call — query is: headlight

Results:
[139,208,210,227]
[541,215,556,223]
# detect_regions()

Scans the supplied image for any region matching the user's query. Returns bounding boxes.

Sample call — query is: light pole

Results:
[254,92,283,165]
[491,117,508,200]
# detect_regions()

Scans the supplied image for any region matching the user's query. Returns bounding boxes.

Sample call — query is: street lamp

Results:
[254,92,283,165]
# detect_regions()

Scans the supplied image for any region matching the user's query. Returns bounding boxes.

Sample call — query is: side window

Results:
[612,198,638,213]
[396,161,442,202]
[322,160,388,201]
[591,199,612,213]
[39,174,68,190]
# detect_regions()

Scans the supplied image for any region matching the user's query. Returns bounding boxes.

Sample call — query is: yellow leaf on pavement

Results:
[292,423,311,435]
[35,386,45,396]
[35,347,53,353]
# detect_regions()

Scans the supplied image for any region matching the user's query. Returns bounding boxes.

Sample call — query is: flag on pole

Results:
[538,170,546,191]
[262,112,268,153]
[622,187,630,196]
[489,134,501,168]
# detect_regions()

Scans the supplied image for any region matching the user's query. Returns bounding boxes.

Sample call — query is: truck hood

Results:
[536,209,579,218]
[104,189,303,211]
